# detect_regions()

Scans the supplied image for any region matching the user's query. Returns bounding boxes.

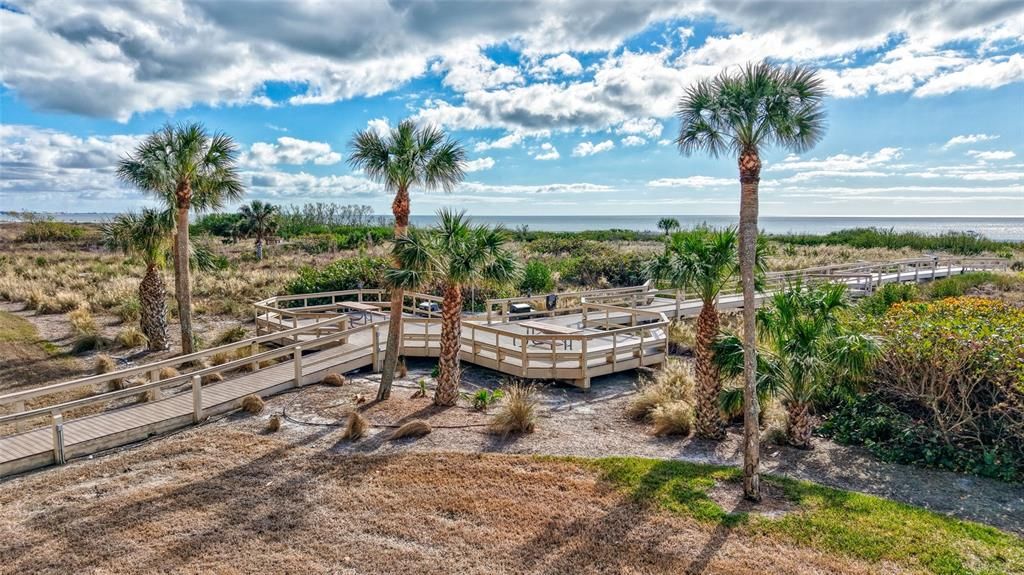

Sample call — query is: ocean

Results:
[3,213,1023,241]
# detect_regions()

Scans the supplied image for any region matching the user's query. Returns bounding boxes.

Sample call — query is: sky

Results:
[1,0,1022,217]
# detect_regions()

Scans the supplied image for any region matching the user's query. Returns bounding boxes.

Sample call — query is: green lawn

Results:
[584,457,1024,575]
[0,310,37,343]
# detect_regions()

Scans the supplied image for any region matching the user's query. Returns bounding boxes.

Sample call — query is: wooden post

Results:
[675,289,681,319]
[580,337,588,382]
[914,263,920,282]
[192,375,202,423]
[294,345,303,386]
[251,342,260,372]
[371,326,379,370]
[51,413,65,465]
[149,369,162,401]
[521,337,528,377]
[14,400,26,433]
[611,332,618,369]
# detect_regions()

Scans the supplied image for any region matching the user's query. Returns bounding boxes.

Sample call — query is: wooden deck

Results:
[0,256,1009,477]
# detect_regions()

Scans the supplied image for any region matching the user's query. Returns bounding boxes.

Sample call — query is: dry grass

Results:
[240,394,265,414]
[94,354,116,374]
[397,358,408,378]
[651,401,694,437]
[322,372,346,386]
[201,372,224,384]
[0,429,949,575]
[157,367,179,380]
[627,360,695,422]
[116,326,148,348]
[266,414,282,433]
[68,306,97,335]
[490,383,537,437]
[390,419,432,440]
[341,410,368,440]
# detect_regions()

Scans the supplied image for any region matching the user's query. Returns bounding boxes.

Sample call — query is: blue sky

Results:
[1,1,1022,216]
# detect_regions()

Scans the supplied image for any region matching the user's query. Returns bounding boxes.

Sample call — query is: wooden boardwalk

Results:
[0,256,1008,476]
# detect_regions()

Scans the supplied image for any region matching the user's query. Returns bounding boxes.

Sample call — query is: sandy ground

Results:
[0,428,913,575]
[218,359,1024,536]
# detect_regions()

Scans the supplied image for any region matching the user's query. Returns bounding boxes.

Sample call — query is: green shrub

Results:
[555,250,647,287]
[857,282,919,316]
[520,260,554,293]
[13,212,86,243]
[827,297,1024,481]
[768,227,1018,255]
[464,388,504,411]
[923,271,1023,299]
[285,256,390,299]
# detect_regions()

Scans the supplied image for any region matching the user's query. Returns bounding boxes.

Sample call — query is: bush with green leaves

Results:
[924,271,1023,299]
[520,260,554,293]
[465,388,504,411]
[857,282,919,316]
[823,296,1024,481]
[285,256,390,297]
[555,250,647,288]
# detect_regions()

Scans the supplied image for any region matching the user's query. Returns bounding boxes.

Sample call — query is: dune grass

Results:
[585,457,1023,575]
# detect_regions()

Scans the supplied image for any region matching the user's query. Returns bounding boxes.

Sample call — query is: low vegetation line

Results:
[577,456,1023,575]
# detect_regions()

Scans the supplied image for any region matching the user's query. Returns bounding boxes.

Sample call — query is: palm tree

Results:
[238,200,279,260]
[348,120,467,400]
[676,61,827,500]
[647,227,764,439]
[102,210,173,351]
[715,283,877,449]
[657,217,680,236]
[387,210,520,406]
[117,123,244,354]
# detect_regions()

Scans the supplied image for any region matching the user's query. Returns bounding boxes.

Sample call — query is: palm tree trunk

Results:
[738,147,762,501]
[694,301,724,438]
[255,237,264,261]
[786,401,813,449]
[434,282,463,406]
[378,187,411,400]
[139,263,169,351]
[173,185,195,355]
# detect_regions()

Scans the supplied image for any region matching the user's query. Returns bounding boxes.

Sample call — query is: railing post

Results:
[149,369,162,401]
[14,400,26,433]
[521,337,528,377]
[51,413,65,465]
[192,375,203,423]
[251,342,260,371]
[294,345,303,386]
[580,337,588,382]
[372,325,380,370]
[675,289,681,319]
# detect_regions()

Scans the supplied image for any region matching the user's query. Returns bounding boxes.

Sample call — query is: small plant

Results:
[94,354,117,374]
[651,401,693,436]
[116,326,149,348]
[116,296,142,323]
[389,419,432,440]
[240,394,265,414]
[490,382,537,437]
[201,372,224,384]
[626,360,695,422]
[341,410,368,440]
[520,260,555,293]
[430,363,440,379]
[69,307,98,336]
[212,325,247,346]
[322,372,346,386]
[411,378,428,398]
[464,388,504,411]
[266,414,282,433]
[158,366,180,380]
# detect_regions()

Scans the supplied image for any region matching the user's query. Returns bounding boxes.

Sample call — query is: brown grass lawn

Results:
[0,428,911,575]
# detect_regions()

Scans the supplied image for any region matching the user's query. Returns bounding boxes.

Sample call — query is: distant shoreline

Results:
[3,212,1024,241]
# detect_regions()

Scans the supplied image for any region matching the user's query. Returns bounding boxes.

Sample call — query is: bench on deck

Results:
[516,320,580,349]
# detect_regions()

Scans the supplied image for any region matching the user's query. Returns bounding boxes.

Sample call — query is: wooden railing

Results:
[484,282,653,324]
[0,315,384,435]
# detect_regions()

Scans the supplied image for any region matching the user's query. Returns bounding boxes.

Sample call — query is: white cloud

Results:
[647,176,735,187]
[366,118,391,137]
[915,54,1024,97]
[474,132,524,152]
[621,136,647,147]
[247,137,341,166]
[769,147,904,172]
[572,140,615,157]
[432,49,523,92]
[942,133,999,150]
[616,117,664,139]
[966,150,1017,161]
[533,142,560,160]
[464,157,496,172]
[532,53,583,77]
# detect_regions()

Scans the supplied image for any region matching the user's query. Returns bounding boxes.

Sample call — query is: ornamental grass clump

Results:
[490,383,537,437]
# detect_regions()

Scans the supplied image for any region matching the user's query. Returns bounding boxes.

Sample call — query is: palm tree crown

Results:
[677,61,827,159]
[239,200,279,260]
[102,210,174,269]
[349,120,467,199]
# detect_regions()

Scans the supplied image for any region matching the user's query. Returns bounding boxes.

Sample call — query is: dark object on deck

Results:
[510,303,533,315]
[546,294,558,311]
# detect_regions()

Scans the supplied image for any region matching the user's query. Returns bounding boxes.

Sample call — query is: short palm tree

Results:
[349,120,467,400]
[677,61,827,500]
[387,210,520,406]
[238,200,279,260]
[657,217,680,236]
[647,226,764,439]
[102,210,173,351]
[117,123,244,354]
[714,282,877,449]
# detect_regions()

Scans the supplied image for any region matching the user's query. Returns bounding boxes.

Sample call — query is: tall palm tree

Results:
[388,209,520,406]
[117,123,244,354]
[657,217,680,236]
[647,226,764,439]
[715,282,877,449]
[238,200,279,260]
[677,61,827,500]
[101,210,173,351]
[348,120,467,400]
